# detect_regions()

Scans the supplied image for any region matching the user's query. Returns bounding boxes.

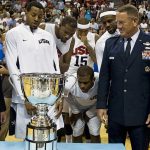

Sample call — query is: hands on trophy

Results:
[25,98,64,119]
[25,101,37,116]
[55,98,64,119]
[17,73,65,150]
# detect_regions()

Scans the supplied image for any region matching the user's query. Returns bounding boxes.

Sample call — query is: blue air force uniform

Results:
[97,30,150,149]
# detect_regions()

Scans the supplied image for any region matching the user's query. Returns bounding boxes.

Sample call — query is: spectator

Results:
[140,19,148,30]
[141,10,148,22]
[139,4,147,15]
[0,32,12,141]
[90,18,99,33]
[0,75,6,131]
[85,7,92,21]
[40,0,47,8]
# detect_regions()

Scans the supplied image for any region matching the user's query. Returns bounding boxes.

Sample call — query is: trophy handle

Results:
[9,74,26,101]
[62,74,77,98]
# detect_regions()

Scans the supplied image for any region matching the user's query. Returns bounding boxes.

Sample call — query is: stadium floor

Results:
[5,124,134,150]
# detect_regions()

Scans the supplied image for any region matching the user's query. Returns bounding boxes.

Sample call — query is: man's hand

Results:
[145,113,150,127]
[25,102,37,116]
[0,111,6,124]
[80,36,88,45]
[79,35,97,63]
[0,65,9,75]
[69,113,81,126]
[97,109,108,125]
[55,99,63,119]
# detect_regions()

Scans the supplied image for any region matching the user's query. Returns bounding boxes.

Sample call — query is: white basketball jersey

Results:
[67,32,96,74]
[45,23,72,55]
[65,73,99,111]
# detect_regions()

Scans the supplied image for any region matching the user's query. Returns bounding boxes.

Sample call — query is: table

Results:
[0,141,126,150]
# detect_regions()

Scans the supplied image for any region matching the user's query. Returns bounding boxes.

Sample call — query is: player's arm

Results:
[59,38,75,74]
[39,23,46,30]
[5,31,24,101]
[81,34,99,64]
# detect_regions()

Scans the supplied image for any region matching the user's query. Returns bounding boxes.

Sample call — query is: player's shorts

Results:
[72,116,101,137]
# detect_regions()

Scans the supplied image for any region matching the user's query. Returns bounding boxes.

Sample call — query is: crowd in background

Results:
[0,0,150,38]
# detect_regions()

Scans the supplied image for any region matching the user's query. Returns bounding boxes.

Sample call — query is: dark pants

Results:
[108,119,149,150]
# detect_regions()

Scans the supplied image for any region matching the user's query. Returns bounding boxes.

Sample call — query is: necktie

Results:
[124,38,132,60]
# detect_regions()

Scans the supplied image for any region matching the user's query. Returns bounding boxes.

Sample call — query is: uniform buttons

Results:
[125,69,128,73]
[124,79,127,82]
[124,89,127,93]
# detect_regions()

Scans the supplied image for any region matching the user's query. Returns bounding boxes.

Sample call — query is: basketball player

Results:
[5,1,62,139]
[64,66,100,143]
[60,17,99,74]
[39,16,77,55]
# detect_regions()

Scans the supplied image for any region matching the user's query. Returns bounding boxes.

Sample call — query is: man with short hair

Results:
[60,17,99,74]
[97,4,150,150]
[5,1,62,139]
[39,16,77,56]
[65,66,100,143]
[95,10,119,72]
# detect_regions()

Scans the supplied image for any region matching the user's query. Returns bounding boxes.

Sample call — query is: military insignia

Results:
[145,66,150,72]
[145,47,150,50]
[142,50,150,60]
[143,42,150,46]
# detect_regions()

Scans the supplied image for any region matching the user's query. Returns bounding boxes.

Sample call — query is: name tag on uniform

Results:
[142,50,150,60]
[109,56,115,60]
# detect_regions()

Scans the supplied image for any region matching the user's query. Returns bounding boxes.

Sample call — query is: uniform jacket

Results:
[97,30,150,126]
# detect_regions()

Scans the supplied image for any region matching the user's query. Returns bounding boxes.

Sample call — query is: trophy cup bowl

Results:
[20,73,64,105]
[19,73,65,150]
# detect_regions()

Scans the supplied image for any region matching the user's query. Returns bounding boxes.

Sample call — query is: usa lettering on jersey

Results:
[72,45,89,55]
[39,39,50,45]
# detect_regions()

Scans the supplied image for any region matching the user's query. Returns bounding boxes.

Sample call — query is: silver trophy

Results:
[19,73,65,150]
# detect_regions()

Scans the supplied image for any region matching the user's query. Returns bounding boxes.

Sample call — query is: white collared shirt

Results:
[124,29,140,53]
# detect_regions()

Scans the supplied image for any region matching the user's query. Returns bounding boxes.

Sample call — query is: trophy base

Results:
[25,138,57,150]
[25,108,57,150]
